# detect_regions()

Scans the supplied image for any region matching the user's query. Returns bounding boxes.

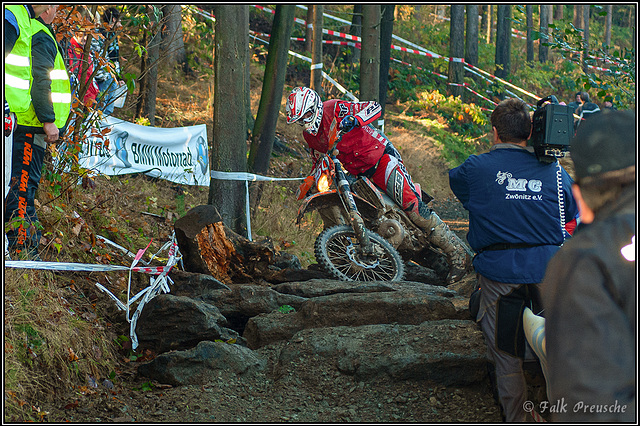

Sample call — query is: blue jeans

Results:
[97,74,117,116]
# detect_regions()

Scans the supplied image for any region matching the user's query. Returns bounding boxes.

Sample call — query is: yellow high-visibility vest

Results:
[5,6,71,128]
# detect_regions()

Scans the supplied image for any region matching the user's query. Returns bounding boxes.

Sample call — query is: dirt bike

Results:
[296,119,449,282]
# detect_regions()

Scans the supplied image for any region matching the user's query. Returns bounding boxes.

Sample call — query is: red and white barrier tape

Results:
[464,62,541,102]
[531,409,547,422]
[252,5,543,102]
[250,31,358,47]
[465,86,498,106]
[7,231,183,351]
[250,32,359,101]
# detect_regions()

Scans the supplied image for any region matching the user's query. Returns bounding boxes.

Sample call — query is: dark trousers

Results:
[5,131,45,253]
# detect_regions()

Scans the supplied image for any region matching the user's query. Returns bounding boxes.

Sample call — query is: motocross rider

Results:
[286,86,472,283]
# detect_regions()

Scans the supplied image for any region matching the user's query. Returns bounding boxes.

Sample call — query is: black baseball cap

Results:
[570,109,636,179]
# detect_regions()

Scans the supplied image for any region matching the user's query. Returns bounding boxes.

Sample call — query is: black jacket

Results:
[542,185,636,422]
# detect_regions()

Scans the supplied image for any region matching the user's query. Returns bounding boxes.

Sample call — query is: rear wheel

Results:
[314,225,405,282]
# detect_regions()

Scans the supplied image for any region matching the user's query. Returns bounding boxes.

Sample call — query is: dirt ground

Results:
[45,341,506,423]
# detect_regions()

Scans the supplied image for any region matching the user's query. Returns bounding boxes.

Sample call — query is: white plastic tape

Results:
[210,171,305,182]
[7,232,182,352]
[209,171,306,241]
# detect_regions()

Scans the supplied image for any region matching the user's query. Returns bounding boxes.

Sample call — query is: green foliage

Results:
[277,304,296,313]
[15,324,45,364]
[181,6,215,76]
[412,90,490,139]
[387,67,440,103]
[135,117,152,126]
[133,381,155,392]
[539,17,635,108]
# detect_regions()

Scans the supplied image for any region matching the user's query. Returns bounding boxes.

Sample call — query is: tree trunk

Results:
[632,6,636,53]
[489,5,495,44]
[480,5,488,38]
[247,5,295,212]
[582,5,590,46]
[135,26,148,120]
[526,5,534,63]
[210,5,250,237]
[448,5,465,99]
[582,5,590,73]
[465,5,479,67]
[379,4,395,120]
[310,5,323,93]
[539,4,549,63]
[305,6,313,54]
[142,6,162,126]
[347,5,362,65]
[248,5,294,176]
[574,5,584,29]
[554,5,563,21]
[161,5,186,67]
[495,5,511,79]
[604,5,613,52]
[360,5,380,103]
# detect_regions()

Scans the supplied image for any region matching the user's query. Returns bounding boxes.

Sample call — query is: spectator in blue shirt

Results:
[449,98,578,422]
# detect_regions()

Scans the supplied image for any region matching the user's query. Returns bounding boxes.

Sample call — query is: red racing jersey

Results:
[303,99,386,175]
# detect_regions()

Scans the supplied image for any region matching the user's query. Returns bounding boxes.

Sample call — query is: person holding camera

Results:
[449,98,579,422]
[541,110,635,422]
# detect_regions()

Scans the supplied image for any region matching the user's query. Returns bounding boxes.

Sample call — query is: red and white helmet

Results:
[286,87,322,135]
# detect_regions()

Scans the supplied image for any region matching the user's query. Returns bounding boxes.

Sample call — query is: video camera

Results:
[529,95,575,163]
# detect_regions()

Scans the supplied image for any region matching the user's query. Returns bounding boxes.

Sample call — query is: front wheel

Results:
[314,225,405,282]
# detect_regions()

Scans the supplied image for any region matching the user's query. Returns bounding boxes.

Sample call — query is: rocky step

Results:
[135,275,483,388]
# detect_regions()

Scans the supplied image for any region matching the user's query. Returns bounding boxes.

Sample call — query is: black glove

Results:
[339,115,358,133]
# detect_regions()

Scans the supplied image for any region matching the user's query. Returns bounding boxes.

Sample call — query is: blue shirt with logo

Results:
[449,144,578,283]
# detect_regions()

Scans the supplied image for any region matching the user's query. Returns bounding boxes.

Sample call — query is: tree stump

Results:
[174,205,278,284]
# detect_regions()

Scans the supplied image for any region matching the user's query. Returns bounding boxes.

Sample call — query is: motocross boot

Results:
[408,203,472,284]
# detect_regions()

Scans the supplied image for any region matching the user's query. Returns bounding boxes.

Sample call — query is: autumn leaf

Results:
[68,347,78,362]
[64,401,79,410]
[71,222,82,236]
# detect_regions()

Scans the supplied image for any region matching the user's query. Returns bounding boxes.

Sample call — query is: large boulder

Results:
[244,280,462,349]
[198,284,307,332]
[137,340,266,386]
[295,284,458,328]
[272,279,396,298]
[136,294,241,353]
[168,269,231,298]
[275,320,487,385]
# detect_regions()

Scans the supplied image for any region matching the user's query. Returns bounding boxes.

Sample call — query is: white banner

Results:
[79,116,210,186]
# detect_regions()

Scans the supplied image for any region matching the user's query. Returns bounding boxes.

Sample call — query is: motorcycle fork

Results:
[332,156,374,257]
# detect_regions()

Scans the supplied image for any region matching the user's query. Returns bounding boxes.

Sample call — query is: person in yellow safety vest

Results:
[4,5,71,260]
[4,4,50,259]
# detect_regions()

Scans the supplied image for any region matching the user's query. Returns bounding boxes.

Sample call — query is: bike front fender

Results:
[296,190,379,225]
